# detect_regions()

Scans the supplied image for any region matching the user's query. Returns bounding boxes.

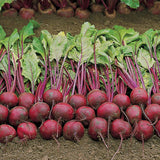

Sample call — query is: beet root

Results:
[68,94,87,110]
[0,124,16,143]
[151,93,160,105]
[0,92,18,108]
[43,89,63,106]
[19,8,35,20]
[9,106,28,126]
[17,122,37,140]
[51,102,74,123]
[63,120,84,142]
[29,102,50,123]
[0,105,9,124]
[75,106,95,127]
[18,92,35,110]
[39,119,62,140]
[87,89,108,110]
[130,88,148,105]
[126,105,142,125]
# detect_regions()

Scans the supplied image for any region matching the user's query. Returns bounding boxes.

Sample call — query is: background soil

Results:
[0,10,160,160]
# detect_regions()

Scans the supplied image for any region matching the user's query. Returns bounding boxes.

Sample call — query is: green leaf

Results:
[121,0,139,9]
[137,48,155,69]
[68,36,93,64]
[113,25,139,45]
[0,54,8,72]
[0,0,13,11]
[32,37,45,60]
[0,25,6,41]
[21,46,41,85]
[80,22,96,37]
[9,28,19,48]
[20,20,38,43]
[49,33,67,62]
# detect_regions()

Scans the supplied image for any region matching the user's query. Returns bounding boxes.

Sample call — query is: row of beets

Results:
[0,87,160,157]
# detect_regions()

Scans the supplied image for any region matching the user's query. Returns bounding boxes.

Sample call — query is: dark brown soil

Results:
[0,10,160,160]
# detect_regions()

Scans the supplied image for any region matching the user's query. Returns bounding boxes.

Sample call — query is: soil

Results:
[0,9,160,160]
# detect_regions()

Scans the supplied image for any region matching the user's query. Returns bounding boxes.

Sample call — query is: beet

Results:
[43,89,63,106]
[0,105,9,124]
[104,9,116,18]
[9,106,28,126]
[75,106,95,127]
[2,8,17,16]
[130,88,148,105]
[39,119,62,140]
[75,7,90,19]
[110,119,132,160]
[29,102,50,123]
[17,122,37,140]
[126,105,142,125]
[144,103,160,123]
[90,3,104,13]
[19,8,35,20]
[155,120,160,137]
[0,92,18,108]
[113,94,130,110]
[0,124,16,144]
[111,119,132,139]
[18,92,35,110]
[68,94,87,110]
[87,89,108,110]
[51,102,74,123]
[97,102,120,121]
[134,120,154,141]
[57,7,74,18]
[63,120,84,142]
[151,93,160,105]
[88,117,108,149]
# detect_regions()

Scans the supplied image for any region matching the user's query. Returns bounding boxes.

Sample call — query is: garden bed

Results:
[0,9,160,160]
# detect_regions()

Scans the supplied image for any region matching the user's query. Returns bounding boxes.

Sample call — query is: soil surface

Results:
[0,10,160,160]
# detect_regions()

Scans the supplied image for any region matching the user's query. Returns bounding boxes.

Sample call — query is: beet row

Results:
[0,87,160,159]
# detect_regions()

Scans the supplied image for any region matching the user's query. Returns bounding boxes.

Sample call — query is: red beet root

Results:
[155,120,160,137]
[39,119,62,140]
[0,124,16,143]
[29,102,50,123]
[97,102,120,121]
[63,120,84,142]
[0,105,9,124]
[43,89,63,106]
[0,92,18,108]
[130,88,148,105]
[51,102,74,123]
[2,8,17,16]
[75,7,90,19]
[18,92,35,110]
[9,106,28,126]
[144,104,160,123]
[88,117,108,149]
[87,89,108,110]
[19,8,35,20]
[75,106,95,127]
[57,7,74,18]
[126,105,142,125]
[151,93,160,105]
[134,120,154,141]
[113,94,130,110]
[68,94,87,110]
[17,122,37,140]
[110,119,132,160]
[111,119,132,139]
